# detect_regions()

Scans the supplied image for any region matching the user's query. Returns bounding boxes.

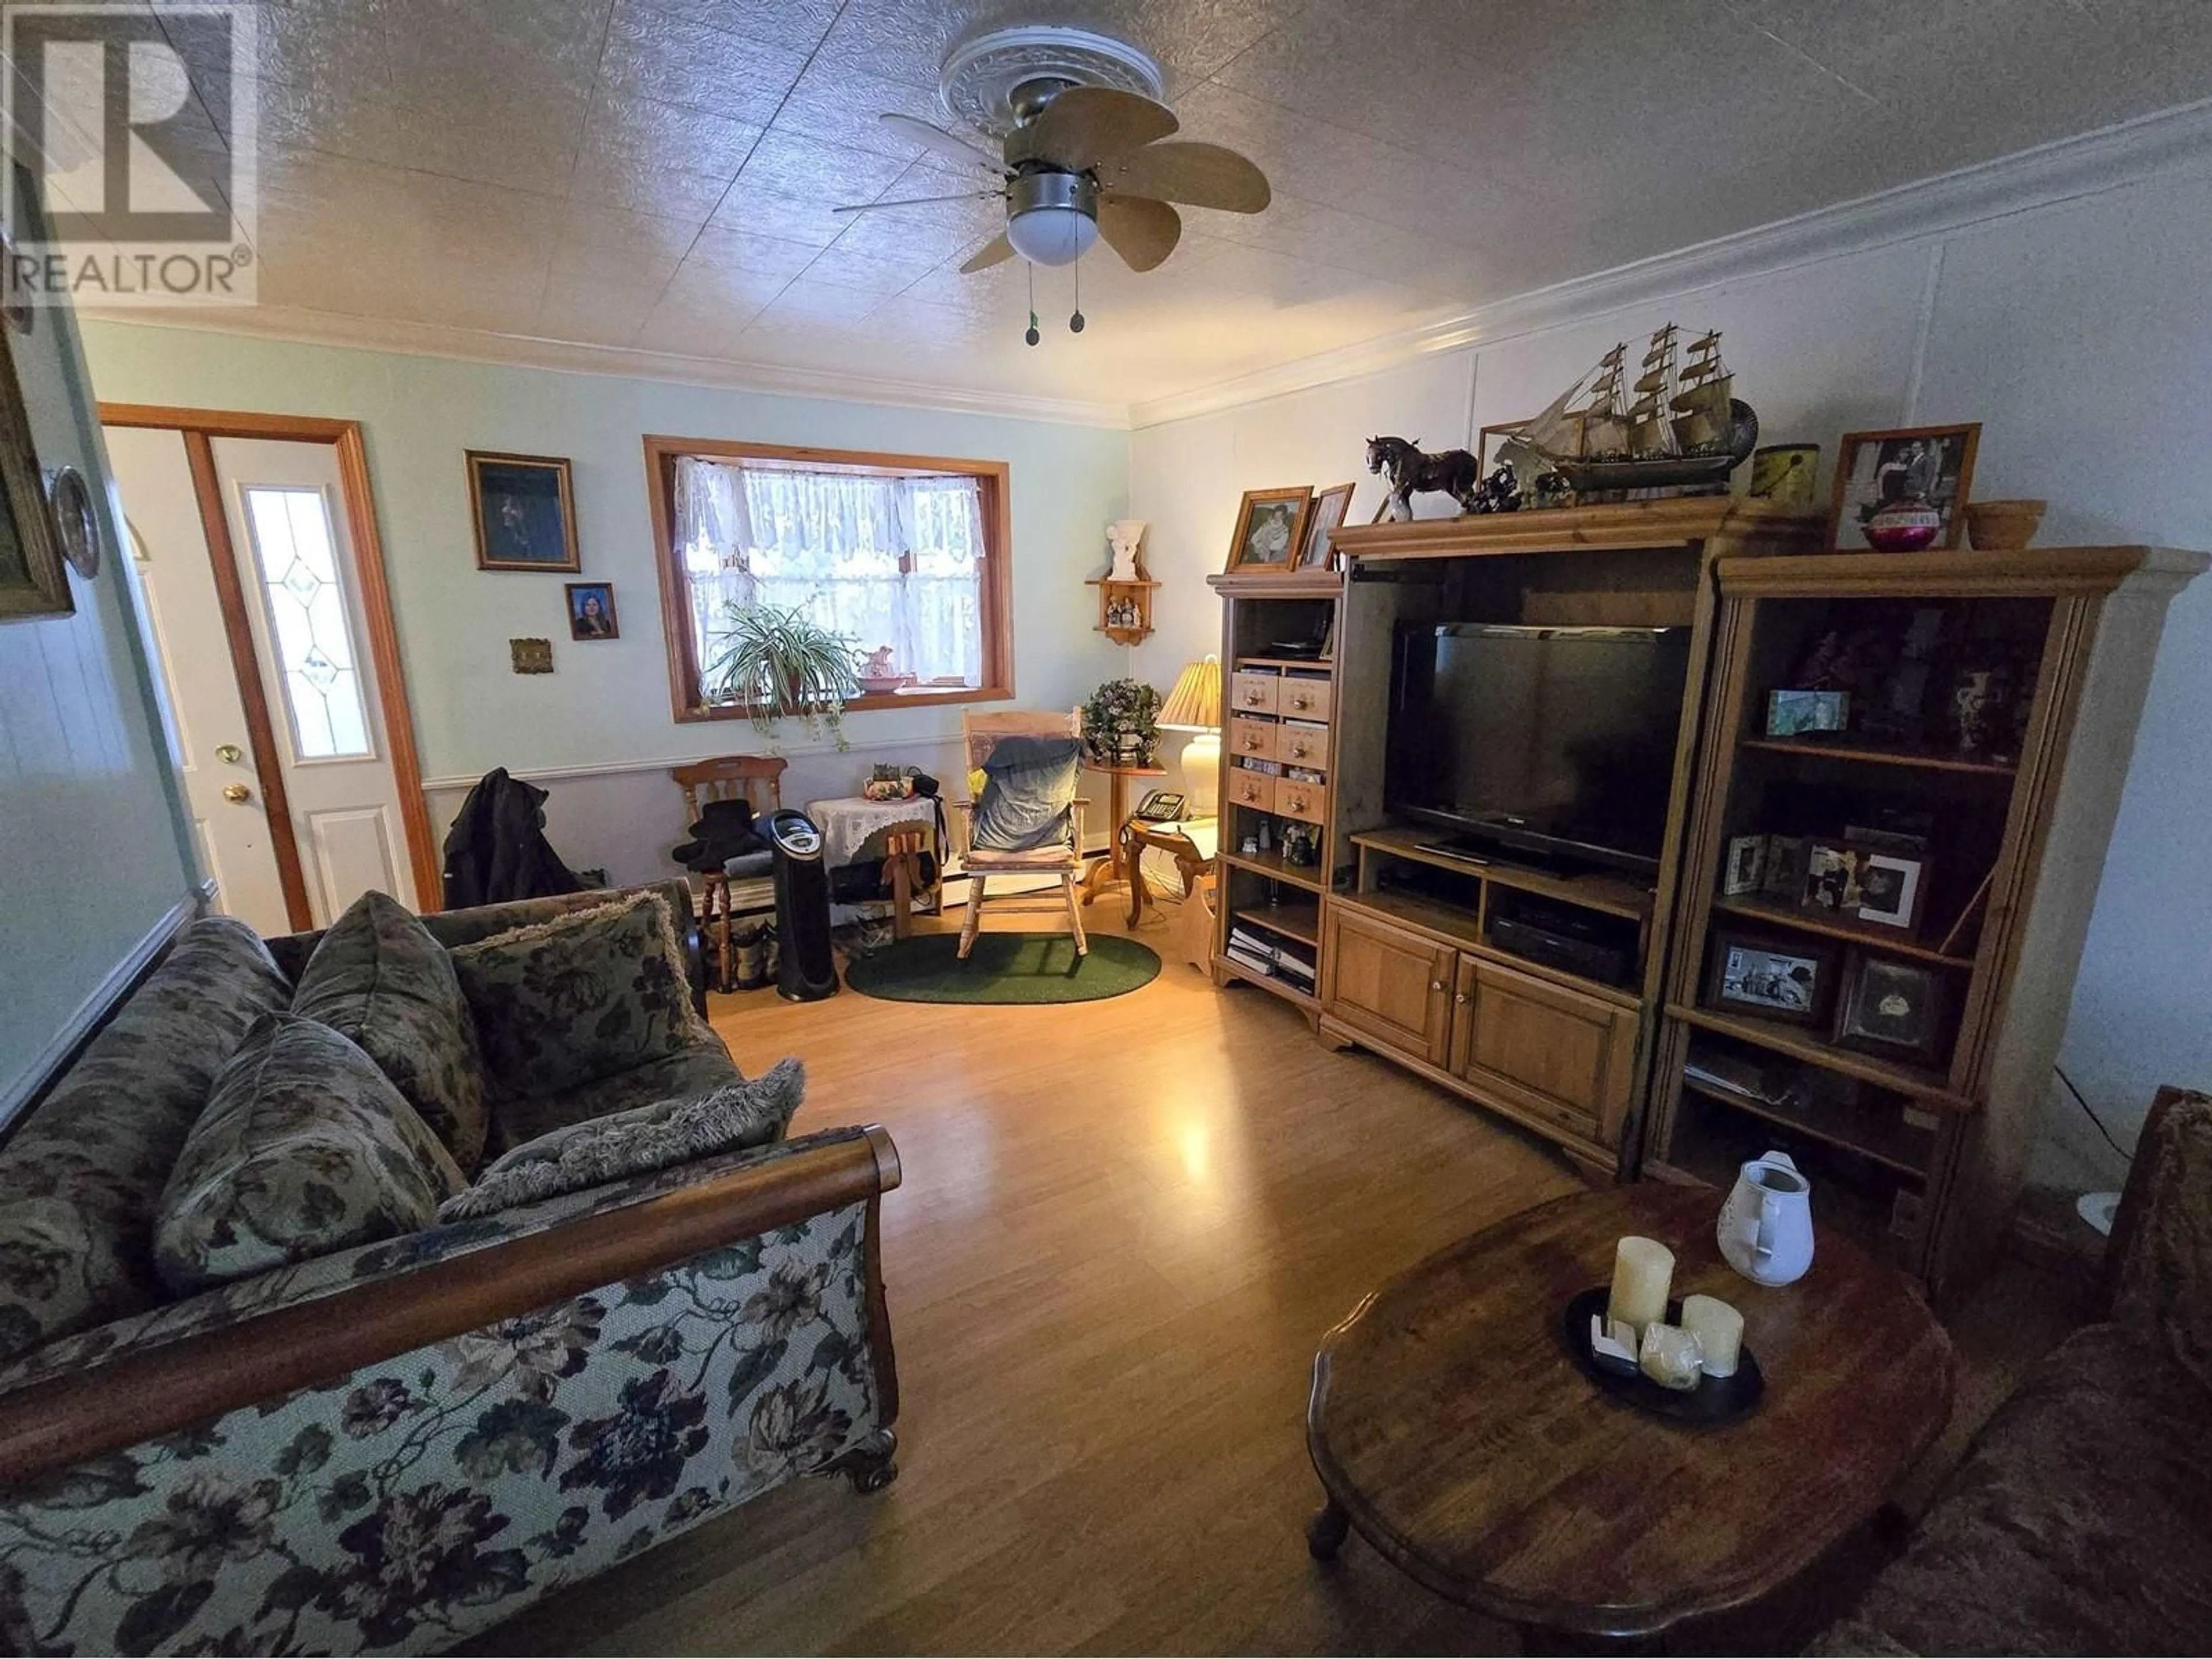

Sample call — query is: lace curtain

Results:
[673,457,987,698]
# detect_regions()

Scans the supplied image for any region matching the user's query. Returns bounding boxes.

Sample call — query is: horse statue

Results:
[1365,435,1483,520]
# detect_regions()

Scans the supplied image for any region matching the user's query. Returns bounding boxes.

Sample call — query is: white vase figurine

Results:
[1107,519,1146,584]
[1717,1150,1816,1286]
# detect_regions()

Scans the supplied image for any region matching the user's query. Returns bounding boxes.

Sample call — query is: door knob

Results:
[215,743,244,764]
[222,782,252,804]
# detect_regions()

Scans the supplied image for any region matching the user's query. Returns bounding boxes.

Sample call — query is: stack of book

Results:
[1226,925,1317,992]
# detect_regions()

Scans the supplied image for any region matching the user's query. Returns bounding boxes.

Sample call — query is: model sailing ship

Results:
[1521,324,1759,494]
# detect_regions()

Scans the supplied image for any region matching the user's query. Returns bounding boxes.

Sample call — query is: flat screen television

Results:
[1387,623,1693,878]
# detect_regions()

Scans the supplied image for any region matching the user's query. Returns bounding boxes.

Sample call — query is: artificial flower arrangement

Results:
[1082,676,1162,767]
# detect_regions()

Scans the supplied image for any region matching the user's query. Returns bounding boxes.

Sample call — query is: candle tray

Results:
[1558,1286,1766,1425]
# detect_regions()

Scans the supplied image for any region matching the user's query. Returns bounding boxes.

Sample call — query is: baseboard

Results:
[1,893,198,1138]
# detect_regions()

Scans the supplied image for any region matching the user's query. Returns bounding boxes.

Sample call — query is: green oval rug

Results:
[843,933,1161,1003]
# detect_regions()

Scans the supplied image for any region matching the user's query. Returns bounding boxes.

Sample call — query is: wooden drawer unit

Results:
[1230,671,1281,716]
[1322,904,1455,1066]
[1449,956,1639,1146]
[1277,721,1330,770]
[1274,775,1327,825]
[1229,715,1278,762]
[1278,675,1332,721]
[1227,767,1276,812]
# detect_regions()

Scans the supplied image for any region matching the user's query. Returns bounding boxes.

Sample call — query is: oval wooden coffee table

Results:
[1305,1185,1954,1644]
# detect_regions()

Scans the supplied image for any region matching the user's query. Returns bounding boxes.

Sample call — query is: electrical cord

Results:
[2055,1063,2129,1160]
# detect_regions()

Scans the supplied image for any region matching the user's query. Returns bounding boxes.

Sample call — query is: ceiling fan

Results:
[831,29,1271,340]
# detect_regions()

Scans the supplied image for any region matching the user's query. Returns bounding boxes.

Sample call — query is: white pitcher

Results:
[1717,1150,1815,1286]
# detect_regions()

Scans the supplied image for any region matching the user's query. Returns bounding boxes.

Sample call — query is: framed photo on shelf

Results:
[1834,953,1948,1063]
[467,451,581,573]
[1831,423,1980,551]
[1800,842,1866,914]
[1706,931,1836,1026]
[1760,835,1809,903]
[1854,852,1929,932]
[1722,834,1767,896]
[1224,485,1312,575]
[1298,482,1354,569]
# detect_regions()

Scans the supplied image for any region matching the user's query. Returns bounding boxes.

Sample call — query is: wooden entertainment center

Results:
[1207,499,2202,1291]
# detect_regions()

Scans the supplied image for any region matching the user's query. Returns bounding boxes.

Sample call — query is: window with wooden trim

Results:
[645,437,1014,724]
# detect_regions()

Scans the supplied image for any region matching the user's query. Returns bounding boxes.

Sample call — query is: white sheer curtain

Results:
[673,457,986,698]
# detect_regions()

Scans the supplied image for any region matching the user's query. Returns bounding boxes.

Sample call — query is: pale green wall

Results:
[1,304,196,1119]
[78,323,1132,782]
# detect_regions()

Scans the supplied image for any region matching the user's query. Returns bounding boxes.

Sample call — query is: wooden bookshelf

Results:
[1220,849,1327,893]
[1669,1003,1968,1109]
[1739,736,2017,777]
[1711,895,1977,968]
[1232,896,1321,949]
[1677,1076,1935,1179]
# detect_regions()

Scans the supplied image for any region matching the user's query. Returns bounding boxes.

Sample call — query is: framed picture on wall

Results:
[467,451,581,572]
[565,581,618,640]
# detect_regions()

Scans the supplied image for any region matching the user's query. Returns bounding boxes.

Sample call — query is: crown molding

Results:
[84,305,1133,430]
[1129,97,2212,429]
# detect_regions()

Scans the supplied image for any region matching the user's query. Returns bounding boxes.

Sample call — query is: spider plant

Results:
[704,603,862,749]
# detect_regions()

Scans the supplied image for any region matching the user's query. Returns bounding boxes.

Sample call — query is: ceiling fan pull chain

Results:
[1070,258,1085,334]
[1025,263,1040,346]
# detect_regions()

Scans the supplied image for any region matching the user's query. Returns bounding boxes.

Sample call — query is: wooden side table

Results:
[1078,762,1165,905]
[1305,1184,1955,1645]
[1124,817,1217,971]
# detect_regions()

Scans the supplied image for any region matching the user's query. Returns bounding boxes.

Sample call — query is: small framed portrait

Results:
[468,451,581,573]
[1834,953,1948,1063]
[1760,835,1809,903]
[1706,931,1836,1026]
[1800,842,1867,914]
[1854,852,1929,933]
[1831,423,1980,551]
[565,581,619,641]
[1224,485,1312,575]
[1766,688,1850,737]
[1722,834,1767,897]
[1298,482,1354,569]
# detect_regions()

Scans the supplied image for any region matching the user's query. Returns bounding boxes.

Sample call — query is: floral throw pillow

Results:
[438,1059,805,1221]
[154,1013,466,1294]
[449,889,705,1101]
[292,890,490,1170]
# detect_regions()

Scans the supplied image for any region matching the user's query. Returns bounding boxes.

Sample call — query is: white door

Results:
[211,435,416,921]
[103,426,294,934]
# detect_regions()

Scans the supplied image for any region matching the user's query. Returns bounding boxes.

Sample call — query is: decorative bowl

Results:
[1965,499,2047,551]
[856,675,909,695]
[1862,495,1944,552]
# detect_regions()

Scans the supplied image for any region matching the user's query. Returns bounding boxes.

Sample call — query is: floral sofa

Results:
[0,885,902,1655]
[1813,1086,2212,1655]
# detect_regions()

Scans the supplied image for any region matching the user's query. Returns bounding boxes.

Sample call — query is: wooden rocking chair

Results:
[954,710,1090,959]
[672,755,785,990]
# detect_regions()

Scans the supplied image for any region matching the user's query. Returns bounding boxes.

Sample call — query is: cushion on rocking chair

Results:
[972,736,1082,854]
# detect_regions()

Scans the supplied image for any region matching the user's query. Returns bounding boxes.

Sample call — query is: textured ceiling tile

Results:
[537,273,666,346]
[828,197,1003,266]
[796,240,942,295]
[362,105,587,198]
[546,236,682,291]
[629,0,843,47]
[770,60,955,151]
[577,89,763,176]
[684,225,823,280]
[709,180,852,248]
[661,256,793,312]
[734,130,915,205]
[752,281,889,327]
[557,200,707,263]
[635,296,760,358]
[599,0,811,127]
[567,152,736,221]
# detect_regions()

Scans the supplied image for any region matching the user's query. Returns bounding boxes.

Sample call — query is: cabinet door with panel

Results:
[1449,957,1639,1146]
[1322,906,1455,1066]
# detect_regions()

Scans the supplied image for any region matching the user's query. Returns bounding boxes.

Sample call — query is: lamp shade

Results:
[1157,654,1222,732]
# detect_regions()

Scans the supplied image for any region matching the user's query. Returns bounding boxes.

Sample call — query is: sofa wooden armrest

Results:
[0,1125,901,1489]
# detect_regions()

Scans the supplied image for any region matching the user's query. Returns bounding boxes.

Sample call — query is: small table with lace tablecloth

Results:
[805,794,943,929]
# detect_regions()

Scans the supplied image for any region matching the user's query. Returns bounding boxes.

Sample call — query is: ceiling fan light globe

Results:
[1006,204,1097,266]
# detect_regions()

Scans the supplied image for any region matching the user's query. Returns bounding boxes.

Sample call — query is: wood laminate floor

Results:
[478,900,2080,1656]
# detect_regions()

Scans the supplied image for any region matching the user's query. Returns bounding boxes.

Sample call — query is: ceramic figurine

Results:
[1107,519,1146,583]
[1718,1150,1815,1286]
[1365,435,1484,520]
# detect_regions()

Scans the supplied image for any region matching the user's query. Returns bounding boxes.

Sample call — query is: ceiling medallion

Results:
[938,25,1164,138]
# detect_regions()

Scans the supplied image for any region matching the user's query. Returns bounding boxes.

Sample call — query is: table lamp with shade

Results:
[1157,654,1223,816]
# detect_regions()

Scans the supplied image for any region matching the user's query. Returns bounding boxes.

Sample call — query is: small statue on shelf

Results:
[1365,435,1484,520]
[1468,461,1524,514]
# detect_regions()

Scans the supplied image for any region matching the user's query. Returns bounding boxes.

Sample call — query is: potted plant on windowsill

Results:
[705,604,862,749]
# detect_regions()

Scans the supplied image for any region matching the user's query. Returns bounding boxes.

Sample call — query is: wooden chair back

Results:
[673,755,787,825]
[961,709,1083,775]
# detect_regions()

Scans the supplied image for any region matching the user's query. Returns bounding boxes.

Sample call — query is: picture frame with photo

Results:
[1705,930,1836,1026]
[1834,952,1948,1064]
[1854,851,1929,932]
[565,581,619,641]
[1224,485,1312,575]
[1298,482,1354,569]
[468,451,581,573]
[1722,834,1767,896]
[1831,423,1980,551]
[1760,834,1809,904]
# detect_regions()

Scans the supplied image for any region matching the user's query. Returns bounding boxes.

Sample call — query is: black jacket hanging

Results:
[441,767,590,908]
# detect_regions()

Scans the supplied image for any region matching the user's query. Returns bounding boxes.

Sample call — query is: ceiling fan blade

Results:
[1096,194,1181,272]
[1004,86,1177,171]
[959,232,1016,274]
[878,112,1001,174]
[1100,141,1270,214]
[834,191,1005,215]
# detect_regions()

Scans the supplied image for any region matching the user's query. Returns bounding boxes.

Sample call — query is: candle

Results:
[1680,1294,1744,1378]
[1608,1236,1675,1335]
